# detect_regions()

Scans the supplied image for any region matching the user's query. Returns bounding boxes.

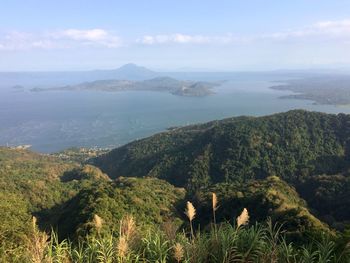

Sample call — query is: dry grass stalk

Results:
[236,208,249,228]
[173,242,184,263]
[93,214,103,234]
[28,216,49,263]
[120,215,136,240]
[117,215,137,260]
[32,216,37,229]
[212,192,218,237]
[185,201,196,222]
[185,201,196,238]
[117,235,129,259]
[212,193,218,212]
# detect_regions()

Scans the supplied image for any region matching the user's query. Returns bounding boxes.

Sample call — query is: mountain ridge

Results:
[92,109,350,229]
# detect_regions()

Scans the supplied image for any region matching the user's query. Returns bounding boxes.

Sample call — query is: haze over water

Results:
[1,75,349,153]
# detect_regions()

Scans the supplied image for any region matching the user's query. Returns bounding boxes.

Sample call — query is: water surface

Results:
[0,78,349,153]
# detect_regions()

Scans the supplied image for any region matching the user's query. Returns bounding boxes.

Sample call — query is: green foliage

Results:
[190,176,331,240]
[93,110,349,189]
[54,177,185,239]
[0,147,79,212]
[3,110,350,262]
[8,219,348,263]
[92,110,350,233]
[297,174,350,229]
[0,147,108,254]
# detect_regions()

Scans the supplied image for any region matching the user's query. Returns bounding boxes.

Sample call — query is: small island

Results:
[31,77,222,97]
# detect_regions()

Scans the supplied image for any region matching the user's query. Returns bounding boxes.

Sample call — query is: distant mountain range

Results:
[112,63,158,79]
[4,64,350,102]
[0,63,160,87]
[0,63,337,87]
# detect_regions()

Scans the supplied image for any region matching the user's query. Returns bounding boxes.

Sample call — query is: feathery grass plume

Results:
[117,235,129,259]
[212,192,219,239]
[32,215,37,229]
[185,201,196,239]
[93,214,103,235]
[28,216,49,263]
[173,242,184,263]
[212,192,218,212]
[185,201,196,221]
[236,208,249,228]
[120,214,136,240]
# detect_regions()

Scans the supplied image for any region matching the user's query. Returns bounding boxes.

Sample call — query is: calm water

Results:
[1,79,350,153]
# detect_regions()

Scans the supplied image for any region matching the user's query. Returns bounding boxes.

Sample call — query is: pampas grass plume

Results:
[212,193,218,212]
[117,235,128,258]
[185,201,196,222]
[236,208,249,228]
[185,201,196,238]
[173,242,184,262]
[93,214,103,234]
[120,214,136,240]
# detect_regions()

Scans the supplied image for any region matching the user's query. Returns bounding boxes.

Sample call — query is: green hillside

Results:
[93,110,350,190]
[53,177,186,239]
[92,110,350,228]
[2,110,350,262]
[0,148,110,255]
[192,176,332,240]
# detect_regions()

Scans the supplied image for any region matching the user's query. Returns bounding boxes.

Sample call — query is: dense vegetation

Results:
[93,110,350,227]
[0,148,187,260]
[0,148,78,250]
[190,176,332,240]
[94,110,349,186]
[51,177,185,239]
[6,212,350,263]
[2,110,350,262]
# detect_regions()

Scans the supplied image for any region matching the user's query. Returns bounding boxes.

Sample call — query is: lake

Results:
[1,76,350,153]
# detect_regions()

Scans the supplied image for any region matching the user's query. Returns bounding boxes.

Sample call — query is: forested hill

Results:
[93,110,350,190]
[3,110,350,261]
[92,110,350,230]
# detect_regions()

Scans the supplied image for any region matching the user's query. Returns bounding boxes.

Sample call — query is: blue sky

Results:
[1,0,350,71]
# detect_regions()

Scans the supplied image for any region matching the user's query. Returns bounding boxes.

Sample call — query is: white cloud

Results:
[139,34,208,44]
[0,29,122,51]
[139,19,350,46]
[1,19,350,51]
[138,33,248,45]
[60,29,108,41]
[0,31,56,51]
[313,19,350,34]
[56,29,122,47]
[262,19,350,41]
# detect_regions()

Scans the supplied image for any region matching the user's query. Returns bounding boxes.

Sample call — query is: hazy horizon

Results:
[2,1,350,71]
[1,62,350,74]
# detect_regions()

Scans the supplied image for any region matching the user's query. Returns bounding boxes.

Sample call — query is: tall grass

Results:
[2,204,350,262]
[185,201,196,239]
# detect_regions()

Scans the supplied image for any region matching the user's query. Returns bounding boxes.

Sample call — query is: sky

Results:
[1,0,350,71]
